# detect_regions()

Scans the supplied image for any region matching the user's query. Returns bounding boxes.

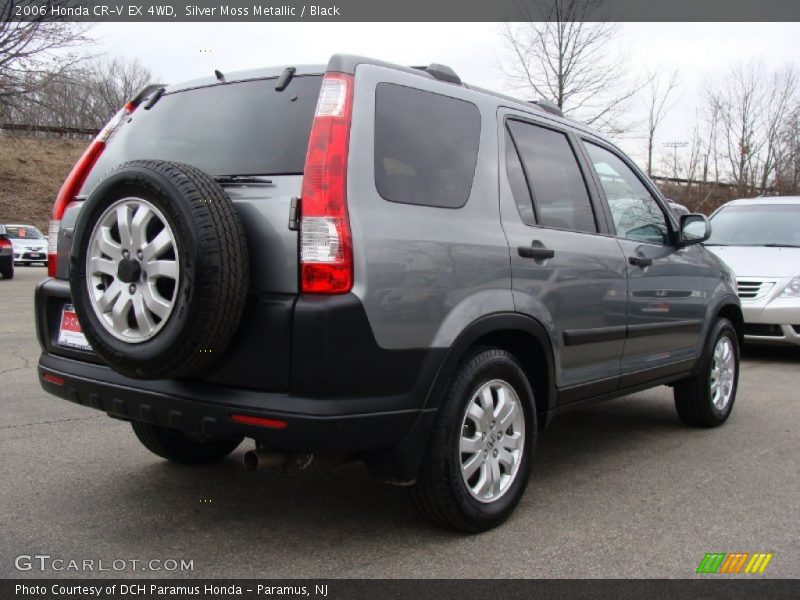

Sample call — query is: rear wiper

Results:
[214,175,274,186]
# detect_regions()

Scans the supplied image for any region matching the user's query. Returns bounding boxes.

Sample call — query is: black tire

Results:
[674,318,739,427]
[69,160,249,379]
[1,267,12,279]
[410,348,536,533]
[131,421,242,465]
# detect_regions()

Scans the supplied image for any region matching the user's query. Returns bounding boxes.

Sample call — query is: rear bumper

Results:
[38,352,430,453]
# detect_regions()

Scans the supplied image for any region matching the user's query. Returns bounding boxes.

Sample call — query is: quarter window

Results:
[506,120,597,233]
[585,142,669,244]
[504,130,535,225]
[374,83,480,209]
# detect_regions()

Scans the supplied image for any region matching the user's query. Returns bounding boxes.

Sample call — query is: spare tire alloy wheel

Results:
[87,197,179,343]
[70,160,249,380]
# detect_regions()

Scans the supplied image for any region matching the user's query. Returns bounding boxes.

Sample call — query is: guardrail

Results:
[0,123,98,136]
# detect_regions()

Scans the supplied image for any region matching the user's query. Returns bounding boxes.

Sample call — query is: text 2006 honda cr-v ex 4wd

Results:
[36,55,743,532]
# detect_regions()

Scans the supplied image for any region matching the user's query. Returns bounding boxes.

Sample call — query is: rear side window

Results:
[374,83,480,209]
[82,75,322,193]
[504,130,535,226]
[506,120,597,233]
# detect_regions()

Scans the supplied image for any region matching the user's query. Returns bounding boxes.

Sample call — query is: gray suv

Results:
[35,55,742,532]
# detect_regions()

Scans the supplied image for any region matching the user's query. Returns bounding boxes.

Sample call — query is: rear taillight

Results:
[47,105,134,277]
[299,73,354,294]
[0,238,11,250]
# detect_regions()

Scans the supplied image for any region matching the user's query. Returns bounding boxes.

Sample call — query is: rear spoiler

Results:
[127,83,167,110]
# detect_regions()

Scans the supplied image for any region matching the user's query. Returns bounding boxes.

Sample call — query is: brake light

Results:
[0,238,11,250]
[299,73,354,294]
[47,105,134,277]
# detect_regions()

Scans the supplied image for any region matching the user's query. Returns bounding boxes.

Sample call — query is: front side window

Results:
[374,83,480,208]
[506,120,597,233]
[585,142,669,244]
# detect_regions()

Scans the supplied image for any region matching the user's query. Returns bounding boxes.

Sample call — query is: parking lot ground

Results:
[1,266,798,578]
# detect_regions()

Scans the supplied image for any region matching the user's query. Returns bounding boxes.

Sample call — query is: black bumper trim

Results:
[39,353,427,453]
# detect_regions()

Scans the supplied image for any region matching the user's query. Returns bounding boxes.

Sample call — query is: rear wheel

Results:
[410,348,535,532]
[674,318,739,427]
[1,265,12,279]
[131,421,242,465]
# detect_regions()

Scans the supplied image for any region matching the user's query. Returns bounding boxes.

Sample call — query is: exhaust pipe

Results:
[244,449,353,472]
[243,448,290,472]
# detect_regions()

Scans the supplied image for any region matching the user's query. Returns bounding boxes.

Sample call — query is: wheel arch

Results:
[368,312,556,485]
[425,312,556,429]
[716,301,744,346]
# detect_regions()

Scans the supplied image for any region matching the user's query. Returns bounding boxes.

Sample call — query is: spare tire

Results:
[69,160,249,379]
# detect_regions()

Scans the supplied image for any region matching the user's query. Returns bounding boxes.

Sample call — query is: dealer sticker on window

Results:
[57,304,92,351]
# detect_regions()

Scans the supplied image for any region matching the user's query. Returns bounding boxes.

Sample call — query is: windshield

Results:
[5,226,44,240]
[81,74,322,194]
[706,204,800,247]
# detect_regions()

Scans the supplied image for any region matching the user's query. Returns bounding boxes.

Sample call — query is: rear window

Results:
[82,75,322,193]
[374,83,480,209]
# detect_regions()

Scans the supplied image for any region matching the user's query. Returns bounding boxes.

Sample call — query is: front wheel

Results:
[410,348,536,532]
[673,318,739,427]
[131,421,243,464]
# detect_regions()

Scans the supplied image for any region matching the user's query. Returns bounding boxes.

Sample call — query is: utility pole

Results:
[663,141,688,181]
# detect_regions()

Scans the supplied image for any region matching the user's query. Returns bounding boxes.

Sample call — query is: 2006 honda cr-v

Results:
[36,55,743,532]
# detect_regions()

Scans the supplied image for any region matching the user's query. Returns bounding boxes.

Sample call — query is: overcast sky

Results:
[91,22,799,170]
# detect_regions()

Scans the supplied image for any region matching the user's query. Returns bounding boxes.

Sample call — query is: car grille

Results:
[737,280,774,300]
[744,324,784,337]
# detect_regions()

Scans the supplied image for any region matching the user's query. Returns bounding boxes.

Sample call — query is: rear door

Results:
[580,140,708,380]
[499,112,628,396]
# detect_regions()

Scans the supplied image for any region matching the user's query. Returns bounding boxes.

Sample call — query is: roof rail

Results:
[411,63,461,85]
[529,99,563,117]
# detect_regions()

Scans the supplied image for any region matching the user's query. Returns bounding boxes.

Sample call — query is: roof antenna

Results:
[214,69,225,83]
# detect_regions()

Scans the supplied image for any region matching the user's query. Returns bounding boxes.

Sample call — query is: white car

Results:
[5,224,48,266]
[706,197,800,346]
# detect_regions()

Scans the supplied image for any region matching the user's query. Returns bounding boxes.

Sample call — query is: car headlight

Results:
[780,276,800,298]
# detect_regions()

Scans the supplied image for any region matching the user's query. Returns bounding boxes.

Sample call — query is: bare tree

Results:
[0,1,91,106]
[759,65,798,193]
[88,57,154,122]
[642,69,680,176]
[3,56,155,130]
[500,0,645,134]
[708,61,767,195]
[703,60,799,195]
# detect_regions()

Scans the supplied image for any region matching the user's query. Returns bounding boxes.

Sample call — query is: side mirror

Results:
[679,214,711,246]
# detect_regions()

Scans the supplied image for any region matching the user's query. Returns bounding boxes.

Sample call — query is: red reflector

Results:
[230,414,287,429]
[43,373,64,386]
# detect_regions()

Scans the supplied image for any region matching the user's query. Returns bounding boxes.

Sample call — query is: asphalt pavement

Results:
[1,266,798,578]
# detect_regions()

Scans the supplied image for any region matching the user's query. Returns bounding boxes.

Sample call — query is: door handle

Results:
[518,242,555,260]
[629,255,653,268]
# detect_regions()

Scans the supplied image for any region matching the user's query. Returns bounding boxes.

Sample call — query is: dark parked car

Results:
[0,224,14,279]
[36,55,743,532]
